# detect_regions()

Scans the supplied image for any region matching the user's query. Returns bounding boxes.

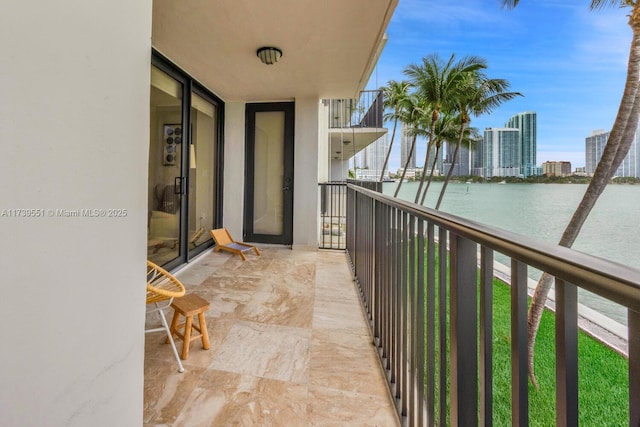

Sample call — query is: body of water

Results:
[383,181,640,325]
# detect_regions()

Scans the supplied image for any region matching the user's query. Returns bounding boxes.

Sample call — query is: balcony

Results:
[327,90,387,161]
[143,247,400,425]
[146,182,639,426]
[320,180,383,250]
[346,183,640,426]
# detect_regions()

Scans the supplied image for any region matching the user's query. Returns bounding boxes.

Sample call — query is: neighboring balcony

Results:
[326,90,387,164]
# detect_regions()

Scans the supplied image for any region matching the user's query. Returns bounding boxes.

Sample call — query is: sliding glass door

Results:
[148,52,223,268]
[148,65,184,267]
[187,91,219,257]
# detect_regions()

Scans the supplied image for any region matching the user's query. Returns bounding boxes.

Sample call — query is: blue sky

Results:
[365,0,631,170]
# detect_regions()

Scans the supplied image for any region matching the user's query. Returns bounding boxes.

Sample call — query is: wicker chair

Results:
[146,260,186,372]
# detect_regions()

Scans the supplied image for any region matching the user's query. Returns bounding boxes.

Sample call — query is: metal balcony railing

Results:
[319,180,382,250]
[327,90,384,129]
[346,183,640,426]
[319,182,347,250]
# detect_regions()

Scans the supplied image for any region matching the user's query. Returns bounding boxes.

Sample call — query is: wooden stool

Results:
[168,293,211,360]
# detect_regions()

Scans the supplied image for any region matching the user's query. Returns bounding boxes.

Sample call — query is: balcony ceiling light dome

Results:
[257,47,282,65]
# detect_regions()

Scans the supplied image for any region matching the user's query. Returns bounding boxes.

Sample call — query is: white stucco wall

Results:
[330,159,351,181]
[318,101,330,183]
[293,98,321,249]
[222,102,246,239]
[0,1,152,426]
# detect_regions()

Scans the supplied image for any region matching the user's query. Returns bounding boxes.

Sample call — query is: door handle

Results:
[175,176,186,194]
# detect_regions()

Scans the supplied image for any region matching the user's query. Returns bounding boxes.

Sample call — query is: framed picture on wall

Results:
[163,124,182,166]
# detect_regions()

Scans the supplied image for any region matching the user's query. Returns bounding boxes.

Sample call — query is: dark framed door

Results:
[244,102,294,244]
[148,51,224,270]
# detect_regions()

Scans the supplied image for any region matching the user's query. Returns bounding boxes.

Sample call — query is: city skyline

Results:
[365,0,630,171]
[586,127,640,178]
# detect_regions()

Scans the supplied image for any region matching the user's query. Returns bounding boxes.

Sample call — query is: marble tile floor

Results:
[144,247,401,426]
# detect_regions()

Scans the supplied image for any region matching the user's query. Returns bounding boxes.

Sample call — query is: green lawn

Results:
[486,280,628,425]
[410,247,629,425]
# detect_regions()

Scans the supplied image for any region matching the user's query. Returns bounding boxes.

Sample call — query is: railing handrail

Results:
[348,183,640,312]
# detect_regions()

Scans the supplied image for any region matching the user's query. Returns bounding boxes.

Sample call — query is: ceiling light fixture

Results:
[256,47,282,65]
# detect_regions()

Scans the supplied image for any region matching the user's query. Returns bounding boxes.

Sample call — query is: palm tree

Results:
[393,94,430,197]
[405,54,487,204]
[502,0,640,388]
[435,71,521,210]
[379,80,411,181]
[418,113,460,205]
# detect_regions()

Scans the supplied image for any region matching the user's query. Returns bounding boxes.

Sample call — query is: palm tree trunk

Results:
[414,138,434,203]
[435,128,465,210]
[394,134,418,197]
[526,11,640,387]
[415,115,438,202]
[419,144,441,205]
[379,119,399,182]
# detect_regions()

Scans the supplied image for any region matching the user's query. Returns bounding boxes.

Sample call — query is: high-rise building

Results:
[505,111,537,177]
[483,127,521,177]
[443,143,470,176]
[356,134,388,180]
[542,161,572,177]
[585,128,640,178]
[585,129,607,174]
[421,140,442,176]
[470,140,484,176]
[400,123,416,170]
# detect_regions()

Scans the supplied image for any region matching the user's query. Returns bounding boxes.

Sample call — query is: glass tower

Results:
[585,127,640,178]
[483,128,521,177]
[506,111,537,177]
[400,122,417,170]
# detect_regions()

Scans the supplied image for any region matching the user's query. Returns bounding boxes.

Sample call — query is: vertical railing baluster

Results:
[416,219,425,427]
[629,309,640,426]
[370,199,375,324]
[392,207,400,401]
[450,233,479,427]
[331,183,336,249]
[480,246,494,427]
[365,195,370,307]
[374,200,381,344]
[382,204,390,367]
[319,184,324,249]
[351,190,357,278]
[401,212,409,418]
[426,222,435,427]
[555,278,578,427]
[347,186,352,252]
[511,260,529,427]
[409,216,416,422]
[438,227,448,427]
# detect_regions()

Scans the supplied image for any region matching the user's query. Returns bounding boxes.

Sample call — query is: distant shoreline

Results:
[385,175,640,185]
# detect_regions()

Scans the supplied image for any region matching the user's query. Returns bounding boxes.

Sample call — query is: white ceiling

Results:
[152,0,398,102]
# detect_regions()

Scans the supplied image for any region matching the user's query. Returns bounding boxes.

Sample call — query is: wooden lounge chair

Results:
[210,228,261,261]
